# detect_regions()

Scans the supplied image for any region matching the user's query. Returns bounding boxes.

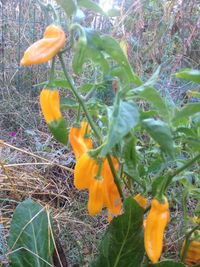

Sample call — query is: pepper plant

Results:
[7,0,200,266]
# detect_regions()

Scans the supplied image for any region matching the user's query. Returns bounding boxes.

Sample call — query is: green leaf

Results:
[142,118,175,158]
[150,260,186,266]
[53,79,71,89]
[176,69,200,83]
[172,103,200,124]
[79,83,94,92]
[60,96,78,109]
[8,199,54,267]
[128,68,169,120]
[100,35,142,85]
[77,0,107,16]
[92,197,145,267]
[101,101,139,156]
[49,118,69,145]
[134,86,169,120]
[55,0,77,17]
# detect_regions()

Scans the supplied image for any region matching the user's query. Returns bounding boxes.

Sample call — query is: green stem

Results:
[181,225,200,262]
[48,57,56,86]
[76,104,81,123]
[58,53,101,141]
[107,154,124,200]
[163,153,200,192]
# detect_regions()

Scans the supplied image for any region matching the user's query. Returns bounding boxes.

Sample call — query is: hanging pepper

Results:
[40,88,68,145]
[134,194,147,209]
[181,230,200,266]
[20,24,66,65]
[69,121,92,160]
[144,198,170,263]
[74,152,122,219]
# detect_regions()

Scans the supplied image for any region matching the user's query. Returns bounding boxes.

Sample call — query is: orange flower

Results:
[21,25,66,65]
[40,89,62,124]
[69,121,92,160]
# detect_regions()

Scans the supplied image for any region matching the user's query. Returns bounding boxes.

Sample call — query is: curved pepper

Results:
[69,121,92,160]
[134,194,147,209]
[144,198,170,263]
[74,152,122,218]
[40,88,68,145]
[20,24,66,65]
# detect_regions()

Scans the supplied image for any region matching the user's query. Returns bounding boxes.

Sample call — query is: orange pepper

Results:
[39,88,68,145]
[40,88,62,124]
[21,24,66,65]
[69,122,92,160]
[74,153,122,218]
[144,198,170,263]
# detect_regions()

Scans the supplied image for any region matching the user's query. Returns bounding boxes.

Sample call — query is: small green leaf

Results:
[49,118,69,145]
[176,69,200,83]
[8,199,54,267]
[101,101,139,156]
[100,35,142,85]
[60,97,78,109]
[55,0,77,17]
[150,260,186,267]
[79,83,94,92]
[172,103,200,124]
[134,86,169,120]
[92,197,145,267]
[142,118,174,158]
[77,0,107,16]
[53,79,71,89]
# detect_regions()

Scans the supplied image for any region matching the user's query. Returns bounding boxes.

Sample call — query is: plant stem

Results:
[163,153,200,191]
[107,154,124,200]
[58,53,102,141]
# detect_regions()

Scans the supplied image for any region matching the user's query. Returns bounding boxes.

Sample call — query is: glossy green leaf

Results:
[60,97,78,109]
[55,0,77,17]
[101,101,139,156]
[150,260,186,267]
[49,118,68,145]
[77,0,107,16]
[176,69,200,83]
[142,118,174,158]
[8,199,54,267]
[92,197,145,267]
[172,103,200,124]
[100,35,142,85]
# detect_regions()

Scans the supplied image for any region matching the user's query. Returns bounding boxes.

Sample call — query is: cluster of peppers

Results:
[20,23,199,265]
